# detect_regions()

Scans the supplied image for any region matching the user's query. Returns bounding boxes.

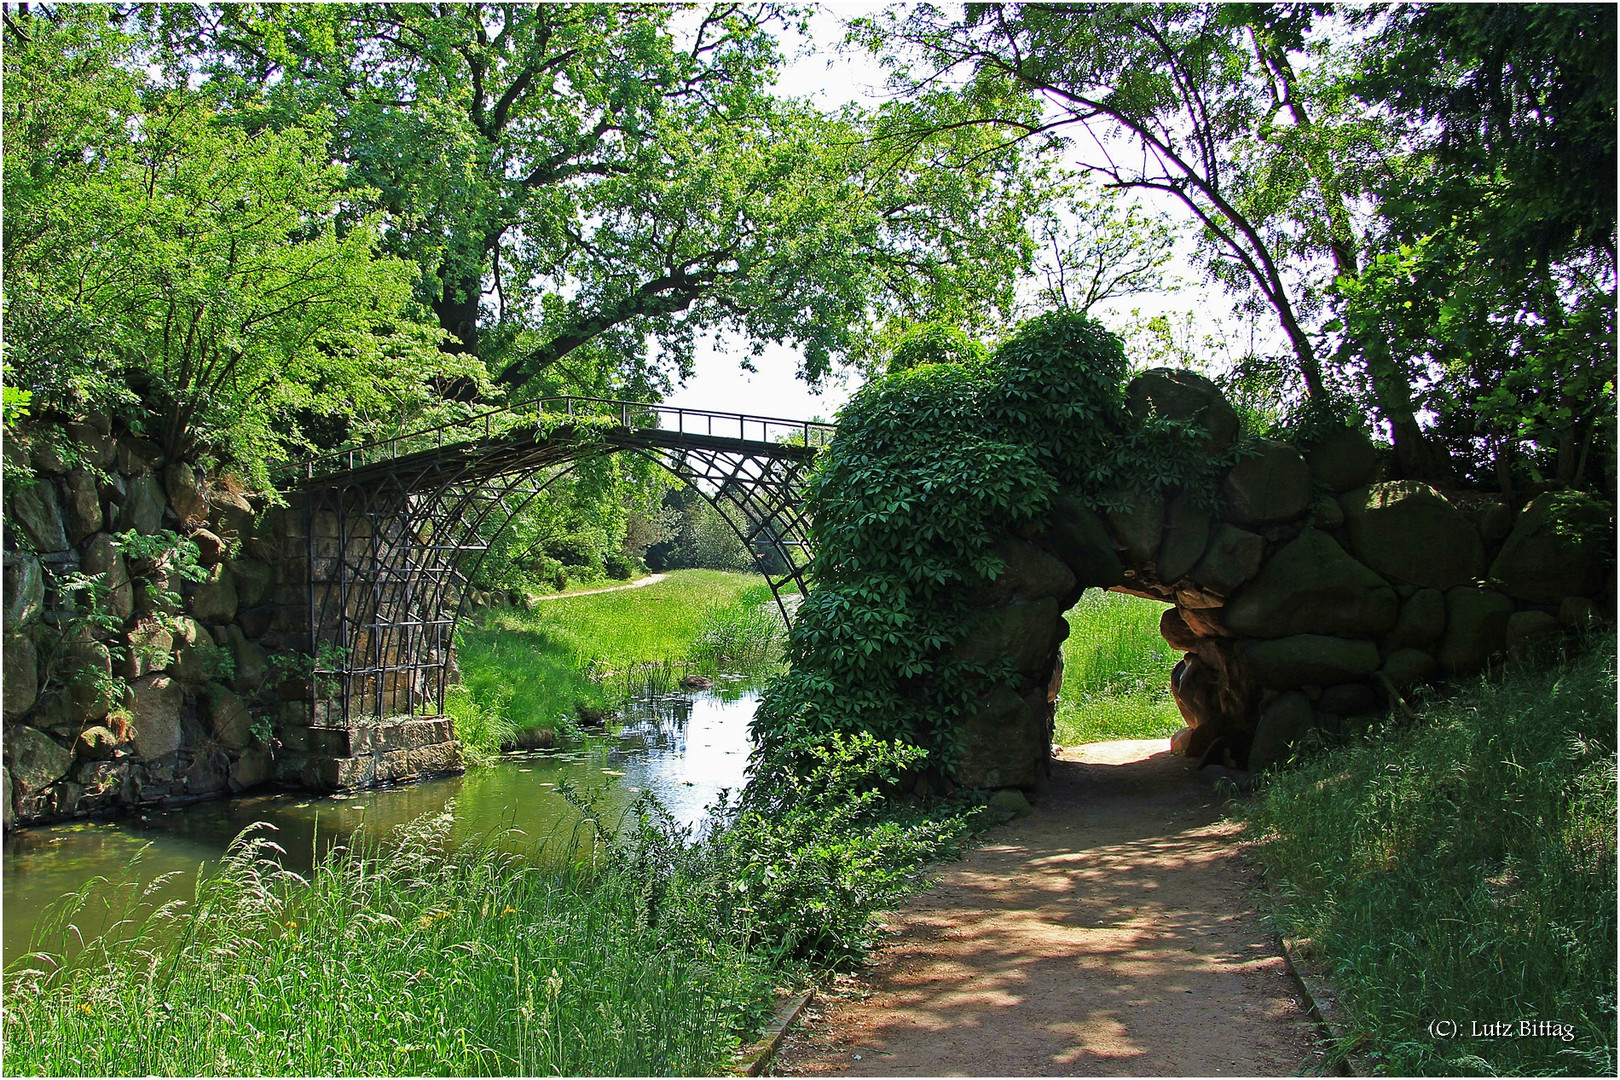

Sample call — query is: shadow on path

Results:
[773,740,1328,1077]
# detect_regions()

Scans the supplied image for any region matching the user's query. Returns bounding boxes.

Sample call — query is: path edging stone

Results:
[1276,930,1374,1077]
[733,989,814,1076]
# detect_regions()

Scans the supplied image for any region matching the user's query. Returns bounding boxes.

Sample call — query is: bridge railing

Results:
[279,394,838,482]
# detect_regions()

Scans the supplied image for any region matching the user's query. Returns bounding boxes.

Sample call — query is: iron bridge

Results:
[279,396,835,726]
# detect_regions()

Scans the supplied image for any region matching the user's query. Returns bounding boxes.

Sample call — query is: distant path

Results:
[530,574,667,601]
[772,740,1328,1077]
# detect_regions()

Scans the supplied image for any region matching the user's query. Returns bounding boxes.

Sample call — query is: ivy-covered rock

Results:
[1105,490,1164,566]
[1038,497,1124,587]
[1125,368,1239,453]
[952,685,1045,789]
[169,616,228,684]
[190,564,238,623]
[82,531,135,621]
[953,598,1065,674]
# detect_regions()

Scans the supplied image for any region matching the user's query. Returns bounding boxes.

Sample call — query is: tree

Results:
[857,3,1459,476]
[147,3,1040,400]
[3,6,467,488]
[1343,4,1616,494]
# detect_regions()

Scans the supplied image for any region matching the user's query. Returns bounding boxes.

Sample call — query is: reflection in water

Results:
[2,689,756,965]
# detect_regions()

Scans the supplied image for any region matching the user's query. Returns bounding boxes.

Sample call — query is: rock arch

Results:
[948,369,1615,794]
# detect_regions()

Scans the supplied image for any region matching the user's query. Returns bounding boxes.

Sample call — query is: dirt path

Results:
[529,573,666,601]
[772,740,1329,1077]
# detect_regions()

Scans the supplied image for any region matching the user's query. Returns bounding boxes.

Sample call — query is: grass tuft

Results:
[1248,635,1617,1076]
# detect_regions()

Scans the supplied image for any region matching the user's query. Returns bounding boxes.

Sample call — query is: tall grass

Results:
[2,814,773,1076]
[454,570,780,755]
[3,737,976,1077]
[1053,590,1181,744]
[1248,636,1617,1076]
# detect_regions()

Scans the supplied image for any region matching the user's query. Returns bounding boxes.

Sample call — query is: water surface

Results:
[2,688,756,964]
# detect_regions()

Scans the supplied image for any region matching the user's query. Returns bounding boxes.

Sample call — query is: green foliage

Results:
[885,322,988,375]
[1052,591,1183,746]
[752,312,1211,768]
[3,8,473,490]
[1249,638,1617,1075]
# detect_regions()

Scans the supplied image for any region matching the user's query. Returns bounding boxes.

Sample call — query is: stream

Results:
[2,687,757,965]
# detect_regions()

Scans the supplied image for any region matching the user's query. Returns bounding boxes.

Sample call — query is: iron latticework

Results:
[287,398,832,725]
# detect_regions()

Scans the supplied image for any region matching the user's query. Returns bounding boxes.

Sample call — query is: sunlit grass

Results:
[1248,636,1616,1076]
[1053,589,1181,745]
[455,570,785,753]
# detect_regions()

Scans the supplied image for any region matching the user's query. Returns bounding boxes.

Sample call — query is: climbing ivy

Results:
[751,312,1216,774]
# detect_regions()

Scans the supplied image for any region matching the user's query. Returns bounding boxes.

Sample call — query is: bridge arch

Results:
[285,397,832,727]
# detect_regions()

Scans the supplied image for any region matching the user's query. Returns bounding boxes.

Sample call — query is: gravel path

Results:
[772,740,1329,1077]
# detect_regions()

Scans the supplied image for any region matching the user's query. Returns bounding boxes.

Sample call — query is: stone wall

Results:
[3,419,461,830]
[950,369,1615,793]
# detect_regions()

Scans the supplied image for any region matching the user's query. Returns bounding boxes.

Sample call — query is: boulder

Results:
[2,631,38,719]
[1488,491,1614,604]
[82,532,135,621]
[27,691,76,737]
[224,625,268,692]
[164,463,207,524]
[1170,653,1218,730]
[114,436,163,475]
[955,598,1064,674]
[1341,481,1485,590]
[1104,490,1164,567]
[1436,586,1514,676]
[1169,726,1195,755]
[1040,497,1125,587]
[185,749,229,795]
[1187,524,1266,597]
[190,564,238,623]
[1319,681,1377,715]
[30,438,72,475]
[169,616,227,684]
[2,766,11,829]
[1381,648,1437,688]
[62,639,114,725]
[63,469,104,543]
[975,538,1076,605]
[1160,607,1201,651]
[1224,528,1398,638]
[191,529,226,567]
[226,559,275,608]
[118,473,168,536]
[953,685,1045,790]
[9,480,69,552]
[1386,588,1447,651]
[1506,610,1560,663]
[75,725,125,761]
[1558,597,1600,631]
[1304,426,1379,492]
[229,747,274,792]
[1474,501,1515,546]
[1125,368,1240,453]
[125,618,175,678]
[206,686,254,750]
[4,726,71,794]
[985,787,1034,822]
[1157,492,1213,582]
[3,551,45,630]
[1248,691,1311,772]
[1223,440,1312,526]
[127,673,185,757]
[65,416,114,468]
[1241,635,1381,689]
[1308,495,1344,530]
[1180,606,1229,638]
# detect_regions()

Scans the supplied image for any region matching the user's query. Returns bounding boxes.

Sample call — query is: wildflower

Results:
[78,1002,94,1015]
[502,906,516,916]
